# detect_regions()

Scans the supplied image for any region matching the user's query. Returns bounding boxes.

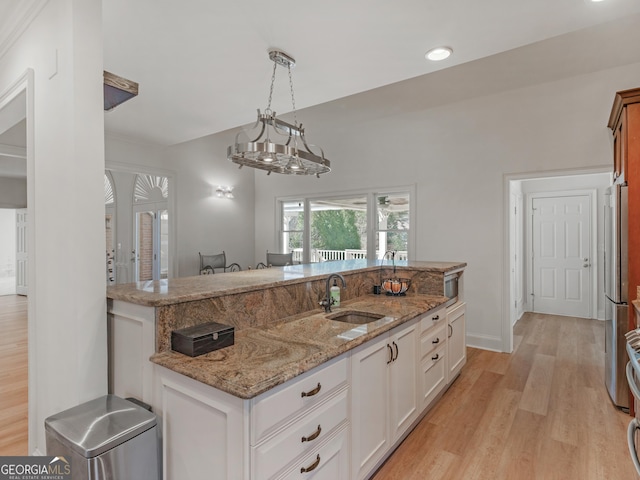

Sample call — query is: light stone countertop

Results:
[151,293,449,399]
[107,259,466,307]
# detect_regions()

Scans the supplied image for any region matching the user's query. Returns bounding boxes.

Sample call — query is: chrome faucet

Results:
[320,273,346,313]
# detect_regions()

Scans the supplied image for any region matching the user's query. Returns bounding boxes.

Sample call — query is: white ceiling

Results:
[100,0,640,146]
[2,0,640,153]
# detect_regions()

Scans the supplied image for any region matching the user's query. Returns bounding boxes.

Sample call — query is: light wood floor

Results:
[373,312,637,480]
[0,304,634,477]
[0,294,28,456]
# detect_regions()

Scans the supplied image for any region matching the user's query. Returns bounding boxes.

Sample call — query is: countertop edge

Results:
[107,260,467,307]
[150,294,450,399]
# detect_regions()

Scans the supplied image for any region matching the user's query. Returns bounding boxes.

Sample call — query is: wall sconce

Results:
[215,186,234,199]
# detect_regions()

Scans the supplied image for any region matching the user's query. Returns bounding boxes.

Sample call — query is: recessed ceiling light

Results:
[425,47,453,62]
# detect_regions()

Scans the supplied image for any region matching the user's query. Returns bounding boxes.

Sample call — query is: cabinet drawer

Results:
[420,323,446,359]
[421,344,446,408]
[277,425,350,480]
[420,306,446,334]
[251,355,348,444]
[252,390,349,480]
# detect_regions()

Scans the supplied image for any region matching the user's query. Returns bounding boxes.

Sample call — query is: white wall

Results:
[165,133,255,276]
[106,132,256,277]
[0,0,106,453]
[106,135,171,282]
[0,176,26,207]
[252,61,640,352]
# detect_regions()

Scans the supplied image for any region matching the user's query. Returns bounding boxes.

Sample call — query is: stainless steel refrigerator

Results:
[604,183,629,410]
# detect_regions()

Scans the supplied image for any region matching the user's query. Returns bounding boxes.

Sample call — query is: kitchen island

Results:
[107,259,466,480]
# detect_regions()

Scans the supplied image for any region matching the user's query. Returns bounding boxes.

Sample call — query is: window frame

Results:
[276,185,415,262]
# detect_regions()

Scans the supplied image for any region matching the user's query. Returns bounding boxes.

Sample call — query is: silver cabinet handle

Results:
[448,324,453,338]
[301,383,321,398]
[628,418,640,475]
[300,454,321,473]
[627,362,640,401]
[301,425,321,443]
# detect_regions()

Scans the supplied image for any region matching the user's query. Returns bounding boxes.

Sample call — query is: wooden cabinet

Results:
[609,88,640,334]
[609,88,640,184]
[447,302,467,382]
[351,319,418,480]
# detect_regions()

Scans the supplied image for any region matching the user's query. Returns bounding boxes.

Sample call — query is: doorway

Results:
[0,209,16,296]
[133,208,168,281]
[504,170,611,353]
[0,74,29,455]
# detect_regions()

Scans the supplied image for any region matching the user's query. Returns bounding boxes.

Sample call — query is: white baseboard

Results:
[465,333,505,353]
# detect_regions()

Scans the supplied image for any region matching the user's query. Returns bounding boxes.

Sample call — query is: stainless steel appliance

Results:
[626,340,640,475]
[444,271,461,307]
[604,183,629,410]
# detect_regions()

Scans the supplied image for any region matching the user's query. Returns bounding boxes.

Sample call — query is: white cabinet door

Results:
[351,319,419,480]
[108,300,157,405]
[351,334,391,480]
[389,321,418,443]
[447,302,466,382]
[157,367,247,480]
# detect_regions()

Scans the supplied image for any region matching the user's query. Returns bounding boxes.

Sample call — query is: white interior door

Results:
[532,195,591,317]
[15,208,27,295]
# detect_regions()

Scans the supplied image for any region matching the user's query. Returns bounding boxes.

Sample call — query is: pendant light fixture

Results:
[227,50,331,177]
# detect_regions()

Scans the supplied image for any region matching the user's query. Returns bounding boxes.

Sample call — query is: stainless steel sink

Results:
[326,310,385,324]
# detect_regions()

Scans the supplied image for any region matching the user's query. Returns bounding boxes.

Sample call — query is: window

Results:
[133,174,169,281]
[282,200,305,263]
[279,187,413,263]
[375,192,410,260]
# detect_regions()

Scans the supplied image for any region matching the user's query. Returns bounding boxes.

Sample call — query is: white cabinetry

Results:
[277,426,350,480]
[156,355,349,480]
[157,366,247,480]
[251,356,349,480]
[419,306,447,409]
[351,319,418,480]
[447,302,466,382]
[108,300,156,405]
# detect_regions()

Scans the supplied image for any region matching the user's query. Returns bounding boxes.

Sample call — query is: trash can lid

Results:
[45,395,157,458]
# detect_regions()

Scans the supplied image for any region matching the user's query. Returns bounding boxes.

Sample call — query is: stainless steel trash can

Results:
[45,395,160,480]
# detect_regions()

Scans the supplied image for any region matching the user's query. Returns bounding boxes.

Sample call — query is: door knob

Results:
[583,263,591,268]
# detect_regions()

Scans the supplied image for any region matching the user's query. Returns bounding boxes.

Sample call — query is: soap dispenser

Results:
[330,279,341,307]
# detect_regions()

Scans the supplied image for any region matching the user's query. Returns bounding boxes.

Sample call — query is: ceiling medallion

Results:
[227,50,331,177]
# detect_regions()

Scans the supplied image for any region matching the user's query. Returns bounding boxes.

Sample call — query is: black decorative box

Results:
[171,322,235,357]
